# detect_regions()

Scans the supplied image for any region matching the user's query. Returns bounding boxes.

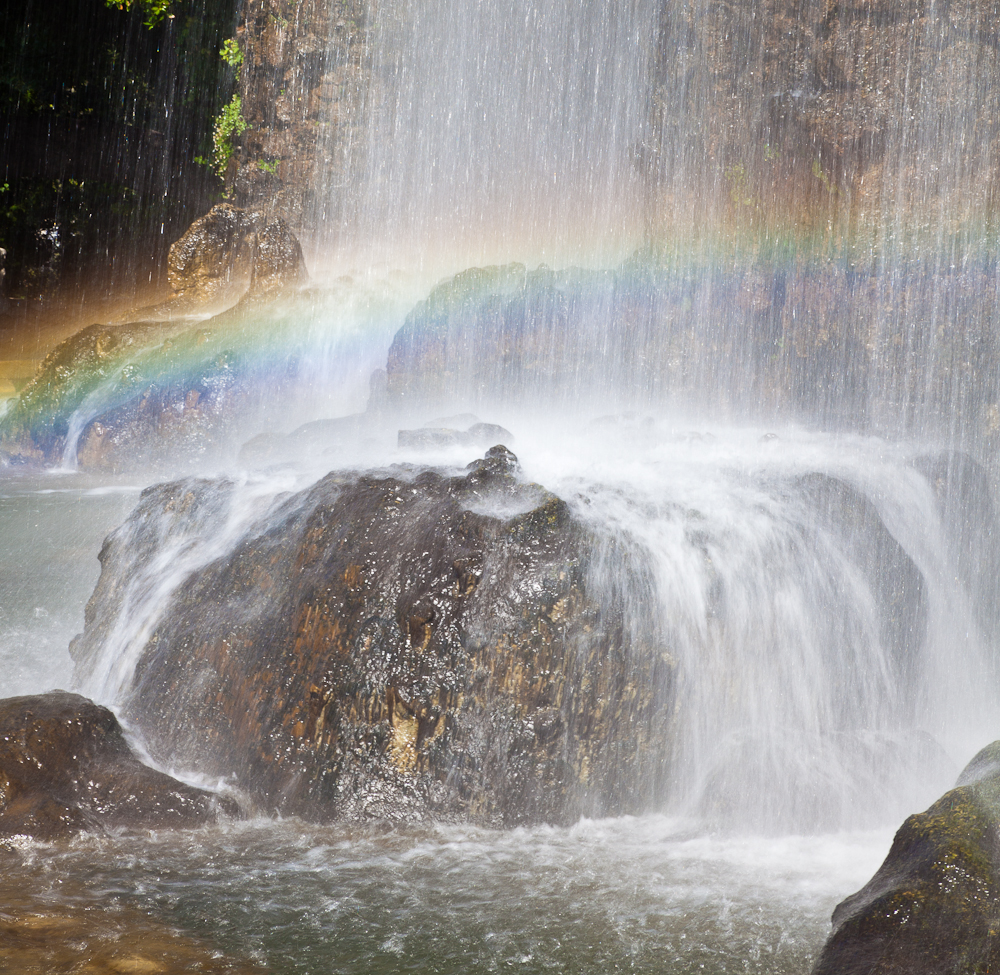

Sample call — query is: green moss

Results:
[103,0,174,29]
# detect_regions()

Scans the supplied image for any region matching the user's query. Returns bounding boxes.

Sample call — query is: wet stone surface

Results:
[71,448,674,826]
[813,740,1000,975]
[0,691,237,840]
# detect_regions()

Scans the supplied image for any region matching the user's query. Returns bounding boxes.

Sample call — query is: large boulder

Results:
[0,691,236,840]
[70,447,674,825]
[165,202,307,310]
[812,741,1000,975]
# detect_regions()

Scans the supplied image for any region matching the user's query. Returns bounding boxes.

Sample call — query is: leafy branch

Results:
[103,0,174,29]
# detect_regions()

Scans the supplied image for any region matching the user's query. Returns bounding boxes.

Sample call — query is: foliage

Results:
[219,37,243,66]
[211,94,249,178]
[0,0,240,300]
[104,0,174,29]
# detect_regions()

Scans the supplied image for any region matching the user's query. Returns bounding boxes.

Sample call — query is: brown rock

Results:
[0,691,237,839]
[232,0,375,229]
[70,450,674,826]
[649,0,1000,242]
[246,218,308,297]
[166,203,307,309]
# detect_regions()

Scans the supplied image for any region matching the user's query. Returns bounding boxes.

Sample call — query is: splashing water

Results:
[5,0,1000,970]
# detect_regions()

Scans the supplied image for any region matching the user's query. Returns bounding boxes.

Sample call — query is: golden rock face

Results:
[72,448,676,827]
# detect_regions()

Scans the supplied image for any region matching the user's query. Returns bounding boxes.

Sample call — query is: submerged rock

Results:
[71,449,673,826]
[812,741,1000,975]
[0,691,236,839]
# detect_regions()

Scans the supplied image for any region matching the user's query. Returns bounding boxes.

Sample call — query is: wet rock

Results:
[245,217,308,298]
[0,290,321,473]
[798,472,927,696]
[166,203,258,307]
[71,451,673,826]
[0,319,188,466]
[649,0,1000,240]
[238,413,373,466]
[232,0,374,231]
[0,691,236,839]
[812,741,1000,975]
[165,203,307,310]
[397,421,513,450]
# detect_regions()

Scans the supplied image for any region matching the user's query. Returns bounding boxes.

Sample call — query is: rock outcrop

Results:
[0,287,323,473]
[0,691,236,839]
[230,0,377,230]
[812,741,1000,975]
[384,261,1000,442]
[163,202,307,311]
[70,448,674,825]
[650,0,1000,243]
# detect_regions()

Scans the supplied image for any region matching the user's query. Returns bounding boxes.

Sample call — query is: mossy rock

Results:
[813,741,1000,974]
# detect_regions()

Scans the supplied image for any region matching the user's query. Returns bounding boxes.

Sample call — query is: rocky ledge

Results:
[0,691,237,840]
[813,741,1000,974]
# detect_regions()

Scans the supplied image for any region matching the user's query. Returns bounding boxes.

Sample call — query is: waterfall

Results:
[5,0,1000,970]
[314,0,658,272]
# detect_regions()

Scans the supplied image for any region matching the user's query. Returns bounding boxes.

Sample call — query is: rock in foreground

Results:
[0,691,236,839]
[71,448,673,825]
[812,741,1000,975]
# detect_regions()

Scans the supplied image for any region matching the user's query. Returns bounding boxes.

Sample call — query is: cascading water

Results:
[3,0,1000,972]
[319,0,658,270]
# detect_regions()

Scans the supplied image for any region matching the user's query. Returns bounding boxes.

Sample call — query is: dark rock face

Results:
[0,691,235,839]
[224,0,1000,246]
[812,741,1000,975]
[71,449,674,825]
[799,472,927,692]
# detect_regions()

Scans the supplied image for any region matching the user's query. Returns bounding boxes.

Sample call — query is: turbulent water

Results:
[0,814,892,975]
[5,0,1000,970]
[3,419,997,971]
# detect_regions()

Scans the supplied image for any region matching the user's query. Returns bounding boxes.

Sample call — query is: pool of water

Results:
[0,436,943,973]
[1,815,890,974]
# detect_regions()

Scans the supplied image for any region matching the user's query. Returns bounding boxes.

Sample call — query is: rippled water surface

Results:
[3,816,890,974]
